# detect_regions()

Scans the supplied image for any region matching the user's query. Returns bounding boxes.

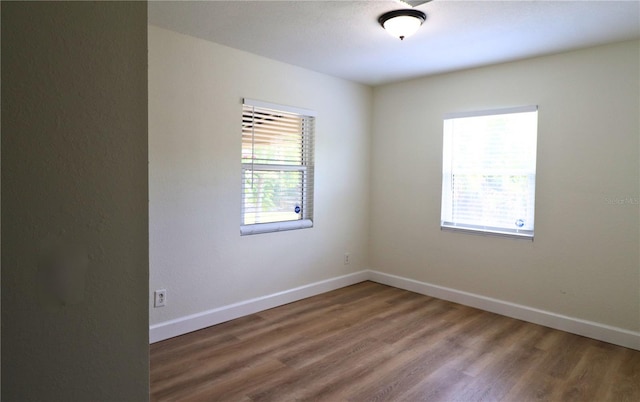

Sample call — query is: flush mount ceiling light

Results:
[378,9,427,40]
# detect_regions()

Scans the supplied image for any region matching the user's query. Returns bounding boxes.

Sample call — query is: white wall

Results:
[149,26,371,326]
[370,40,640,332]
[2,2,149,400]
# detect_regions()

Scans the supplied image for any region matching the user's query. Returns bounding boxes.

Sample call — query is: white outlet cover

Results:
[154,289,166,307]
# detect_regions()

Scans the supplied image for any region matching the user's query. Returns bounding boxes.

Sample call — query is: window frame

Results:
[240,98,316,236]
[440,105,538,239]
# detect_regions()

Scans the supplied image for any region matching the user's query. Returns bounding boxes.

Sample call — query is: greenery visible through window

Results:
[441,106,538,238]
[241,99,315,235]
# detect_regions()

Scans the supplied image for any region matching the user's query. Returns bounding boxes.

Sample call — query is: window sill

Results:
[441,223,534,240]
[241,219,313,236]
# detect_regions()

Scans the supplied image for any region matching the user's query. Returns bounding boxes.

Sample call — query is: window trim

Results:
[443,105,536,120]
[440,105,538,240]
[240,219,313,236]
[243,98,317,118]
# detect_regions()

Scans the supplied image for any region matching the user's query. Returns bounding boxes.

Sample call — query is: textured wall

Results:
[149,26,371,326]
[2,2,149,400]
[370,40,640,332]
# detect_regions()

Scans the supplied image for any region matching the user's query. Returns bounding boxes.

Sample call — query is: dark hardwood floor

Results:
[150,281,640,401]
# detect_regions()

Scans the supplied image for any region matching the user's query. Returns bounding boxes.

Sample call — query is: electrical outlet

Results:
[344,253,351,265]
[154,289,167,307]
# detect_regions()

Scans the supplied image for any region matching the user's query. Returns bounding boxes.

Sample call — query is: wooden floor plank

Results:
[150,281,640,401]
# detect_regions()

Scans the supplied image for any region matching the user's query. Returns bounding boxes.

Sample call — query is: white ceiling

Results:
[149,0,640,86]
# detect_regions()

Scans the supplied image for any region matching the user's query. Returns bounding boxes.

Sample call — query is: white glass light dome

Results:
[378,9,427,40]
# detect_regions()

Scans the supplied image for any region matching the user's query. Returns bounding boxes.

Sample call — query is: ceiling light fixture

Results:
[378,9,427,41]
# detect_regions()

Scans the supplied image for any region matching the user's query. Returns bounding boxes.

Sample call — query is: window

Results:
[241,99,315,235]
[441,105,538,238]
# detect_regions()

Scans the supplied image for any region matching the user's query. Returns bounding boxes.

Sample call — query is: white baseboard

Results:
[150,269,639,351]
[149,270,369,343]
[368,270,640,351]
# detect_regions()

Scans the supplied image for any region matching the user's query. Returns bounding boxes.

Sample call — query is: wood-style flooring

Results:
[150,281,640,401]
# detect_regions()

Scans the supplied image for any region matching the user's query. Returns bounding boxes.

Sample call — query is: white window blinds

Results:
[441,105,538,238]
[241,99,315,235]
